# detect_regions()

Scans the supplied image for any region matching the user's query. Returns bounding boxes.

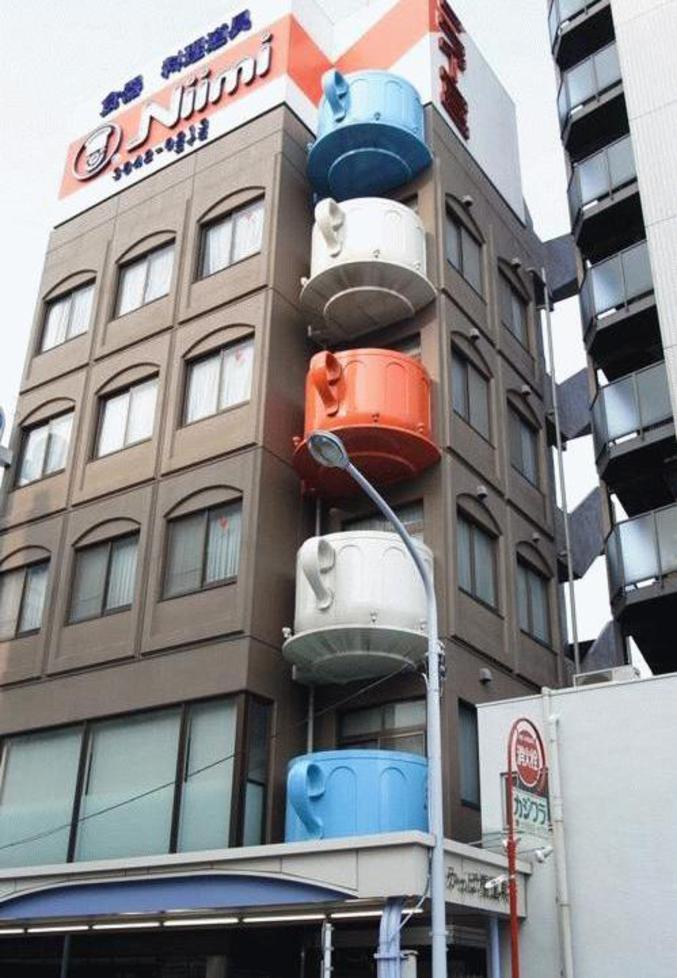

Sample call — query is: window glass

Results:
[117,244,174,316]
[185,339,254,425]
[0,562,49,640]
[457,515,497,608]
[178,699,237,853]
[18,563,49,634]
[452,352,490,439]
[18,412,74,486]
[0,570,25,640]
[106,536,139,611]
[97,378,158,457]
[343,501,424,541]
[446,213,483,294]
[96,391,128,458]
[41,283,94,352]
[458,702,480,806]
[75,709,181,861]
[164,502,242,598]
[185,354,221,424]
[457,516,473,594]
[339,699,426,755]
[69,536,138,623]
[0,727,82,869]
[510,410,539,485]
[200,199,264,278]
[242,699,271,846]
[500,275,528,346]
[517,561,551,643]
[445,216,461,270]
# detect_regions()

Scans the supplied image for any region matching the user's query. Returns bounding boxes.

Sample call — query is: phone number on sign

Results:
[113,119,210,181]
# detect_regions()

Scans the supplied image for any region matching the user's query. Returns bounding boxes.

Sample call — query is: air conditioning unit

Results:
[573,665,640,688]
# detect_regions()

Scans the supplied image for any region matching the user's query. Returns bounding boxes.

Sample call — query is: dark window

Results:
[17,412,73,486]
[391,333,422,360]
[446,213,483,294]
[500,274,528,346]
[510,409,539,485]
[452,352,490,439]
[199,199,265,278]
[96,378,158,457]
[339,699,427,755]
[517,561,551,644]
[164,502,242,598]
[0,695,268,868]
[0,562,49,640]
[457,515,497,608]
[343,501,424,541]
[116,243,174,316]
[458,702,480,807]
[184,338,254,424]
[41,282,94,352]
[69,535,138,623]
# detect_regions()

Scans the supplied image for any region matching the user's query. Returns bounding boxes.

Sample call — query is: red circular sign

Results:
[512,720,546,790]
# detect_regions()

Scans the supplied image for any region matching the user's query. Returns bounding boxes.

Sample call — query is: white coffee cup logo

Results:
[72,124,122,180]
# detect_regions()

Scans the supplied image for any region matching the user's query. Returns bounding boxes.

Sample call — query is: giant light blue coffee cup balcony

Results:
[307,69,432,201]
[285,749,428,842]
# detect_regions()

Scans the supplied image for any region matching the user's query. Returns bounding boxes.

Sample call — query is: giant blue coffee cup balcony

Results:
[307,69,432,200]
[285,749,428,842]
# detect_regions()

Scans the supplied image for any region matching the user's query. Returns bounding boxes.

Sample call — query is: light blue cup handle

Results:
[288,759,326,839]
[322,69,350,122]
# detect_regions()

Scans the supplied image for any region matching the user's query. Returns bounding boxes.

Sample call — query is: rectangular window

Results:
[517,562,551,644]
[116,243,174,317]
[510,410,539,485]
[500,275,528,347]
[41,283,94,353]
[343,500,424,541]
[69,535,138,623]
[96,377,158,457]
[458,702,480,807]
[452,353,490,439]
[242,699,272,846]
[0,562,49,640]
[446,214,483,295]
[339,699,427,755]
[184,338,254,425]
[164,501,242,598]
[199,199,265,278]
[457,515,497,608]
[0,727,83,868]
[17,412,73,487]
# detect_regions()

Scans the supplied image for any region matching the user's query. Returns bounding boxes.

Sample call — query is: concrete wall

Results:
[478,672,677,978]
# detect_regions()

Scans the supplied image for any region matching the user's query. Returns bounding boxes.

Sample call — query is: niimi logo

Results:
[70,32,273,183]
[72,123,122,180]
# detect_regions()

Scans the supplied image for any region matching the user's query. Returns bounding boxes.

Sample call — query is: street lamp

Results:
[307,430,448,978]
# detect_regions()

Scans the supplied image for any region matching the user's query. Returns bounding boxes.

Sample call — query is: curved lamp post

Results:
[307,430,448,978]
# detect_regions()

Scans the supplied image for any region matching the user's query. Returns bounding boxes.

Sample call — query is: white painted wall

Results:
[478,673,677,978]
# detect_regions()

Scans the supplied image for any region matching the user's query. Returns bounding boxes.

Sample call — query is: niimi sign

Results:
[57,0,526,223]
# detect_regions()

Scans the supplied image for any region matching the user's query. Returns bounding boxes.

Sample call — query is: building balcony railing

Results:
[580,240,654,335]
[549,0,595,44]
[607,503,677,600]
[568,134,637,226]
[558,41,622,129]
[591,361,672,460]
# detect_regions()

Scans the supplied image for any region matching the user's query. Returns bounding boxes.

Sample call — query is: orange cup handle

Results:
[310,352,342,417]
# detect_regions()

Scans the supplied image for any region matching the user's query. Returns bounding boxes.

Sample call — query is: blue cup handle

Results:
[288,760,325,839]
[322,69,349,122]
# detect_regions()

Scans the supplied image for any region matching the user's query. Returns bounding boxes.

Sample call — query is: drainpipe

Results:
[541,689,575,978]
[488,916,501,978]
[321,920,333,978]
[375,898,405,978]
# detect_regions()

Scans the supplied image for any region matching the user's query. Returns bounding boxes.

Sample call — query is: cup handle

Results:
[288,760,325,839]
[322,69,349,122]
[309,351,342,416]
[300,537,335,610]
[315,198,344,258]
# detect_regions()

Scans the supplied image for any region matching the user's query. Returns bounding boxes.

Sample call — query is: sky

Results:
[0,0,614,645]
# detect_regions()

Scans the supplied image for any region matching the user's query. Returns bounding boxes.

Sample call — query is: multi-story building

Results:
[549,0,677,673]
[0,2,571,974]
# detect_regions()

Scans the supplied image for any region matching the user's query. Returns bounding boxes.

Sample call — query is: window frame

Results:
[39,281,95,354]
[68,532,139,625]
[197,197,265,281]
[452,349,492,441]
[0,559,50,641]
[456,513,498,611]
[499,273,529,348]
[115,241,175,318]
[338,698,427,755]
[182,337,255,427]
[163,500,243,600]
[94,375,159,459]
[342,500,425,542]
[445,209,484,296]
[16,410,74,488]
[517,559,552,646]
[509,407,540,487]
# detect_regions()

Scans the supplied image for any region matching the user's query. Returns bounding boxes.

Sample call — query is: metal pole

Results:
[345,460,448,978]
[539,266,581,674]
[321,920,333,978]
[505,732,520,978]
[489,916,501,978]
[59,934,71,978]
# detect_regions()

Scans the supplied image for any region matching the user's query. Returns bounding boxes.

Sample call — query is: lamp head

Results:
[307,430,350,470]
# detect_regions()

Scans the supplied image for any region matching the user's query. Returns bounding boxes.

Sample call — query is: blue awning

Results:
[0,873,348,921]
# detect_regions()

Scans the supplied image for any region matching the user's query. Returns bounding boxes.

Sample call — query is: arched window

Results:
[16,399,75,487]
[68,519,140,623]
[40,273,96,353]
[456,495,501,609]
[115,231,175,317]
[197,188,265,280]
[445,195,485,296]
[0,547,51,640]
[516,543,552,645]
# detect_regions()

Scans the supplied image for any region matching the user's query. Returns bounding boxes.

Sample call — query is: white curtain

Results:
[68,283,94,338]
[205,504,242,583]
[126,378,158,445]
[185,354,220,423]
[45,413,73,475]
[41,296,71,351]
[18,425,49,485]
[201,218,233,277]
[97,390,128,457]
[0,570,23,640]
[145,244,174,303]
[18,563,49,633]
[106,536,138,610]
[70,545,109,622]
[232,199,264,263]
[219,339,254,409]
[165,513,205,596]
[117,259,147,316]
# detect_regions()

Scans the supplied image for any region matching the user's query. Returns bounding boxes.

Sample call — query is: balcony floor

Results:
[614,584,677,675]
[586,298,661,381]
[597,423,677,516]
